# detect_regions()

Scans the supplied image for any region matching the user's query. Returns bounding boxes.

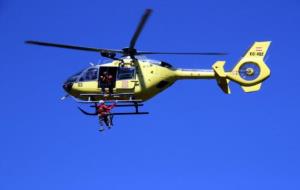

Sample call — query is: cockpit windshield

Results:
[65,67,99,83]
[79,67,98,81]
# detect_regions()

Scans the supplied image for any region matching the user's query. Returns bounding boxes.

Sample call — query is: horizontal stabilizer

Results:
[241,83,262,93]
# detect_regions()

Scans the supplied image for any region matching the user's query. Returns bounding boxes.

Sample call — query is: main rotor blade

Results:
[25,40,123,54]
[136,51,228,55]
[129,9,152,50]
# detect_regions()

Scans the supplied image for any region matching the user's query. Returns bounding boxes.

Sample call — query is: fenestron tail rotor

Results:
[25,9,227,59]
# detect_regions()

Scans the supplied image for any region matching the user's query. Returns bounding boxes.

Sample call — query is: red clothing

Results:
[97,103,115,116]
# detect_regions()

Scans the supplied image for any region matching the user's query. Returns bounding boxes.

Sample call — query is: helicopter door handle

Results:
[131,80,139,85]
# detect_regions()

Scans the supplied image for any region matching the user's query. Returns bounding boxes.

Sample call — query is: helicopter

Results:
[26,9,271,116]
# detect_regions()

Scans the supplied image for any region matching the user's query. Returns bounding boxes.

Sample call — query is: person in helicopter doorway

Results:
[97,100,116,132]
[100,71,114,95]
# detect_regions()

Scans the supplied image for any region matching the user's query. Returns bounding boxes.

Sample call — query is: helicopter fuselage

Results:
[63,57,215,102]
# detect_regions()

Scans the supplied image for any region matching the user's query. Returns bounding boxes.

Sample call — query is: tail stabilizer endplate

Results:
[213,61,231,94]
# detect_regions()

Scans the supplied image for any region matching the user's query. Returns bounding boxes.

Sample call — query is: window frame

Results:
[79,67,99,82]
[117,67,136,80]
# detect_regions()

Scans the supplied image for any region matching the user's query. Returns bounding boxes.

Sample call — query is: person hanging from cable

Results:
[100,71,114,95]
[97,100,116,131]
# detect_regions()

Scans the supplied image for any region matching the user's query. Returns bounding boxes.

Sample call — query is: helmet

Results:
[99,100,105,104]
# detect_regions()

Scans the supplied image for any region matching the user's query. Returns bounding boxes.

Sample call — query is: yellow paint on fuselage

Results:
[69,58,216,101]
[66,41,272,101]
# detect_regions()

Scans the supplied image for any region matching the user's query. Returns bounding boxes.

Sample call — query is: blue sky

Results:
[1,0,300,189]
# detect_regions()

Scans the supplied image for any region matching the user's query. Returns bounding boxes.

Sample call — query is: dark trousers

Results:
[100,83,113,94]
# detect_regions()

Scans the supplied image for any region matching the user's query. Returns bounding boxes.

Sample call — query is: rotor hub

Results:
[122,48,137,56]
[246,68,255,76]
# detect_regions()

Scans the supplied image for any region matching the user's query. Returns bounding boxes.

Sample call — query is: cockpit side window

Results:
[117,67,136,80]
[79,67,98,82]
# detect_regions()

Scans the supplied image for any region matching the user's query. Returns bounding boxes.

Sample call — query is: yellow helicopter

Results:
[26,9,271,116]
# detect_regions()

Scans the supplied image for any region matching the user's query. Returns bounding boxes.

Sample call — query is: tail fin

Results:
[213,41,271,93]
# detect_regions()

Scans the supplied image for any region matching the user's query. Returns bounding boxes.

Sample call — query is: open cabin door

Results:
[98,66,117,91]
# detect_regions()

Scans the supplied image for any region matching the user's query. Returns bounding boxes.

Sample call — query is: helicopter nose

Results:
[63,82,73,93]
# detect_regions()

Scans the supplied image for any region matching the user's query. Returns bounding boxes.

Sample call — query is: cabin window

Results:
[79,67,98,81]
[117,67,135,80]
